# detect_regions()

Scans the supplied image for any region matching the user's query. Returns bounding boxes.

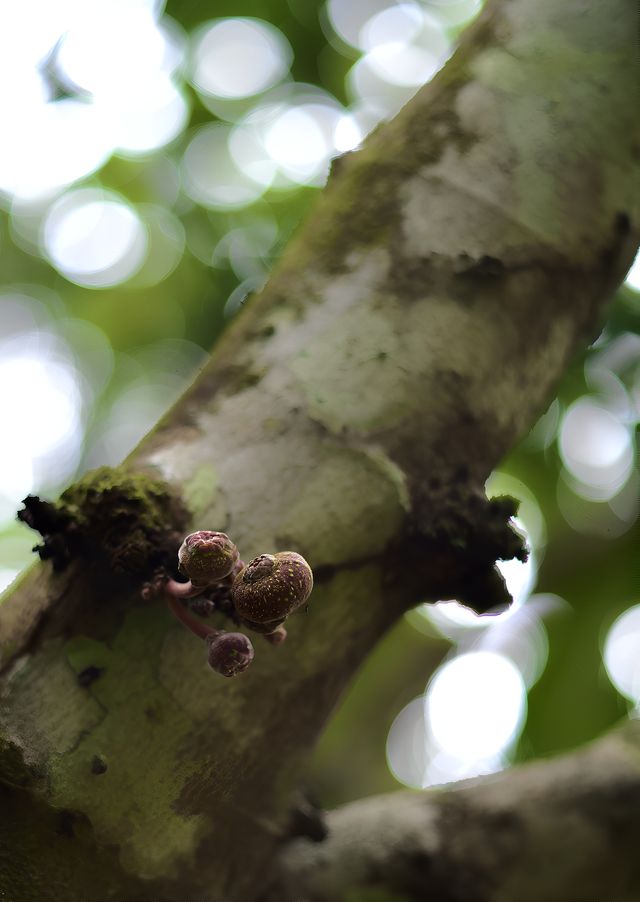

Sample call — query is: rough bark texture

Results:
[268,719,640,902]
[0,0,638,899]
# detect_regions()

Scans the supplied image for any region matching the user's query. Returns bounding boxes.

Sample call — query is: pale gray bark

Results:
[0,0,638,899]
[270,720,640,902]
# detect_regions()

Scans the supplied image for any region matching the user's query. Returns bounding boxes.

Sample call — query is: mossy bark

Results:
[1,0,638,898]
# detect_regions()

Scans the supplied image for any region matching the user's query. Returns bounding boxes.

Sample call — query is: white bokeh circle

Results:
[603,604,640,703]
[43,189,148,287]
[191,18,292,99]
[425,651,527,760]
[559,397,633,500]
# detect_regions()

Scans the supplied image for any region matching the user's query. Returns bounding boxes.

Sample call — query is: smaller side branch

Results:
[269,720,640,902]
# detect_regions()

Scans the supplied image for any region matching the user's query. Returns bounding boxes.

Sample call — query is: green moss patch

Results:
[18,466,187,578]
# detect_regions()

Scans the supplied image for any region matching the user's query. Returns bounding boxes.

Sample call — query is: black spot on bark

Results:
[90,755,108,775]
[77,666,103,688]
[55,810,77,838]
[286,791,328,843]
[615,211,631,234]
[456,255,505,277]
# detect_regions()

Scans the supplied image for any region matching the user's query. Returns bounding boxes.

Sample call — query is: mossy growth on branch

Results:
[18,466,188,578]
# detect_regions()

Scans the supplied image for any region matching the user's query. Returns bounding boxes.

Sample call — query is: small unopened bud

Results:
[232,551,313,624]
[206,631,255,677]
[190,598,216,617]
[178,531,239,587]
[264,625,287,645]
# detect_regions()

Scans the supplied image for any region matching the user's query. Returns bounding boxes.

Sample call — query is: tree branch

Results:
[270,720,640,902]
[0,0,638,897]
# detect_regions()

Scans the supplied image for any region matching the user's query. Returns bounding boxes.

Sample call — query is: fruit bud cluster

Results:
[154,530,313,678]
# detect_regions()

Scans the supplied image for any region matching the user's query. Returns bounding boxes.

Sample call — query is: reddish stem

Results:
[166,578,201,598]
[165,593,220,641]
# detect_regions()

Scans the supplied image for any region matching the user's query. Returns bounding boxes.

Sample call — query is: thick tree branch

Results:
[270,720,640,902]
[0,0,638,898]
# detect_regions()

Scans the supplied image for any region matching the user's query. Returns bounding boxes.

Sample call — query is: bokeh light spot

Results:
[327,0,398,50]
[346,6,450,117]
[230,88,346,187]
[366,41,440,88]
[625,248,640,292]
[96,76,189,156]
[223,275,268,318]
[0,569,20,595]
[425,651,526,761]
[360,3,424,51]
[130,205,186,288]
[603,604,640,705]
[0,2,70,70]
[385,696,428,789]
[0,100,112,201]
[0,349,79,457]
[0,334,83,519]
[333,113,364,152]
[472,600,551,689]
[84,340,208,467]
[559,397,633,500]
[191,18,292,100]
[43,189,148,287]
[264,103,340,183]
[57,6,169,95]
[557,473,638,538]
[212,219,277,281]
[183,124,271,209]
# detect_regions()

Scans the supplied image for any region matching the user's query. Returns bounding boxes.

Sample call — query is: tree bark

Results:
[268,719,640,902]
[0,0,638,899]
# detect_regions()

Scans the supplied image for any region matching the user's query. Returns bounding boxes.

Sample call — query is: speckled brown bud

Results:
[206,631,254,677]
[231,551,313,624]
[178,531,239,587]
